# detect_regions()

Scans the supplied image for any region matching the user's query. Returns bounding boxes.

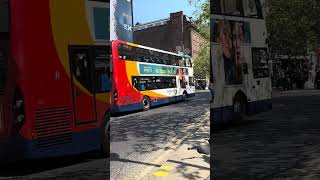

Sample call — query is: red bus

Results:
[111,40,195,113]
[0,0,110,162]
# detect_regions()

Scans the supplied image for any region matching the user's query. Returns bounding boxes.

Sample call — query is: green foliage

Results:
[193,42,210,79]
[189,0,210,39]
[266,0,320,57]
[188,0,210,79]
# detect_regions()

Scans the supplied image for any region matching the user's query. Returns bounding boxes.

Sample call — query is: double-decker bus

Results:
[111,40,195,113]
[210,0,272,124]
[0,0,110,162]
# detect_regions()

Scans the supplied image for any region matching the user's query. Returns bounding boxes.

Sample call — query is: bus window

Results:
[160,53,168,65]
[118,44,134,61]
[70,48,94,92]
[136,48,145,62]
[185,58,192,67]
[132,77,139,90]
[213,0,263,19]
[189,77,195,86]
[94,46,110,93]
[173,56,180,66]
[0,0,9,94]
[178,58,185,67]
[252,48,269,78]
[135,76,177,91]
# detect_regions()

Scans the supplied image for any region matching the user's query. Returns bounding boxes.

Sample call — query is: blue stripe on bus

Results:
[212,99,272,124]
[111,93,195,113]
[0,129,101,162]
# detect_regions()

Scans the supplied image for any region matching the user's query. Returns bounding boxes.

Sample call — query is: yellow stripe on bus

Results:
[50,0,109,103]
[127,42,139,47]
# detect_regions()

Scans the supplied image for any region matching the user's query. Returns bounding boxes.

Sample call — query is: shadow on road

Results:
[111,92,210,153]
[0,151,105,177]
[214,118,263,132]
[110,91,211,179]
[110,153,161,168]
[111,99,188,117]
[214,95,320,179]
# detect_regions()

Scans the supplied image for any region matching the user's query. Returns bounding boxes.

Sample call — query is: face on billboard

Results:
[213,19,251,85]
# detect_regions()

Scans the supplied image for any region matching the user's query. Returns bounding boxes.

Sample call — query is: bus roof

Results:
[113,40,190,59]
[180,54,192,59]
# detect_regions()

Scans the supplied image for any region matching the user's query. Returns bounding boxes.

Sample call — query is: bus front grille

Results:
[34,106,72,149]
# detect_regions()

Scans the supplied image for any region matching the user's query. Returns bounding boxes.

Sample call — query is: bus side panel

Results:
[244,19,272,114]
[0,0,106,162]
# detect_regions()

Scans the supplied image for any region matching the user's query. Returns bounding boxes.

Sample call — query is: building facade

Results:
[133,11,206,61]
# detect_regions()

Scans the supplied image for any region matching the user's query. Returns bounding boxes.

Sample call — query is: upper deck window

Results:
[211,0,263,19]
[0,0,9,94]
[0,0,9,34]
[118,44,186,67]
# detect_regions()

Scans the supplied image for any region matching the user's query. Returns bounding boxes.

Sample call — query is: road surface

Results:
[110,90,211,179]
[214,90,320,179]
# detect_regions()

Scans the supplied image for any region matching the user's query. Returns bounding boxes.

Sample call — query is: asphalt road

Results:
[110,90,211,179]
[214,91,320,179]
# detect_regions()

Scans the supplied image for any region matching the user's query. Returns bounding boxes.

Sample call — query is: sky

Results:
[132,0,204,24]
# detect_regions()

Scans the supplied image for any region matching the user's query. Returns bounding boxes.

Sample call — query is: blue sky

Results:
[133,0,204,24]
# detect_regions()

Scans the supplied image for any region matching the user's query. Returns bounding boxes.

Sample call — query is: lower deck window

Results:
[132,76,177,91]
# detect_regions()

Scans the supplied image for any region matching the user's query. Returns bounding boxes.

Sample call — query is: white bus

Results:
[210,0,272,124]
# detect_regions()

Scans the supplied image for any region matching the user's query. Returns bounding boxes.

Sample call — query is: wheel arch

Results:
[233,90,248,114]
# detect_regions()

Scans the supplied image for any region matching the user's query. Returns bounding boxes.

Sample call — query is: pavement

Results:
[141,113,210,180]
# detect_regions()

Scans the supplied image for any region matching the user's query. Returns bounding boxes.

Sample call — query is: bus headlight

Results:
[114,90,118,103]
[13,90,25,130]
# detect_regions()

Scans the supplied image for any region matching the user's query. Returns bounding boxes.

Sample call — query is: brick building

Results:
[133,11,206,61]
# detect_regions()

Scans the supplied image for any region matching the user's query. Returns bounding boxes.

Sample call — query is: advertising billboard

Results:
[110,0,133,42]
[212,18,252,85]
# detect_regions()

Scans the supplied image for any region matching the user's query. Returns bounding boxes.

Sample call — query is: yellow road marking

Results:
[153,171,169,177]
[133,111,210,180]
[160,165,173,171]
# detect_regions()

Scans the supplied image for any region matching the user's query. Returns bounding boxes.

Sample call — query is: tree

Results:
[193,41,210,79]
[266,0,320,58]
[188,0,210,80]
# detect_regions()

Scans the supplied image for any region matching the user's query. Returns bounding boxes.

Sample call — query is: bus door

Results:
[69,47,96,125]
[132,77,140,101]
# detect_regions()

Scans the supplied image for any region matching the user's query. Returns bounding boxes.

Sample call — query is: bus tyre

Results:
[101,113,110,157]
[142,96,151,111]
[182,91,188,101]
[233,97,247,121]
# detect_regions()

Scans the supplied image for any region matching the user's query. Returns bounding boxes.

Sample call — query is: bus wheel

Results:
[142,96,151,111]
[182,91,188,101]
[233,97,247,120]
[101,113,110,156]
